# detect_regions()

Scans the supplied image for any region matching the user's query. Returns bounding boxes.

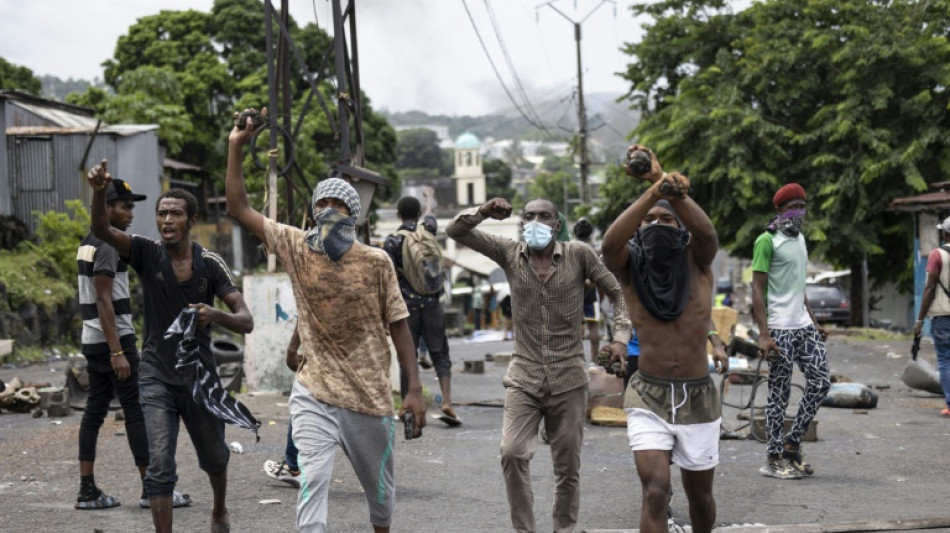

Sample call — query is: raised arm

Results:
[445,198,515,266]
[602,145,666,277]
[87,160,131,258]
[669,190,718,268]
[585,248,632,346]
[226,108,269,242]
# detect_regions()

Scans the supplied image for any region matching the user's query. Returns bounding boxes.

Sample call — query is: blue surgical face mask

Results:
[523,220,554,250]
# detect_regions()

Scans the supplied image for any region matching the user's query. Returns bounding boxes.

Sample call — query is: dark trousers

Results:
[285,421,299,471]
[78,352,148,467]
[139,378,229,498]
[400,302,452,398]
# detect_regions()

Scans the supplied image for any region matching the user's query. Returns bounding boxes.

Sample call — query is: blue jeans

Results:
[285,421,299,471]
[139,378,229,498]
[931,316,950,408]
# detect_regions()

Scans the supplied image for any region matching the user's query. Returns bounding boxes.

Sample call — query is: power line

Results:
[461,0,553,139]
[482,0,550,133]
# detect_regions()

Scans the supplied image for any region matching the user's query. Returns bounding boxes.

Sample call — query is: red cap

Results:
[773,183,806,209]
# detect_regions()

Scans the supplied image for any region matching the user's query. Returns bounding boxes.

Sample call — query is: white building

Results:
[454,131,486,207]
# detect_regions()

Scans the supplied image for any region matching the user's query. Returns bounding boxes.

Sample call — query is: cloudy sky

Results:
[0,0,649,116]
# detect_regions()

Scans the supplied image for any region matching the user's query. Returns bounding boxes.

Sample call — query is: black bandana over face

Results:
[767,208,806,237]
[627,222,691,321]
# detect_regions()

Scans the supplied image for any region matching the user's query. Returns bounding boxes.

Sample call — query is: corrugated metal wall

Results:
[7,133,117,233]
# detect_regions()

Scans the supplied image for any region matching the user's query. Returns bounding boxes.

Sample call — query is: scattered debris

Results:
[115,409,125,421]
[259,499,281,505]
[229,442,244,454]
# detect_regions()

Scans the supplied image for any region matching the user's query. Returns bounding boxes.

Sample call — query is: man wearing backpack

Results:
[385,189,461,426]
[914,215,950,418]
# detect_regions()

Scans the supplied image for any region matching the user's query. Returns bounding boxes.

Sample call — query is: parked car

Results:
[805,283,851,325]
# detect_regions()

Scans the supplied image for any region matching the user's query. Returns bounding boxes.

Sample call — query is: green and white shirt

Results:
[751,230,813,329]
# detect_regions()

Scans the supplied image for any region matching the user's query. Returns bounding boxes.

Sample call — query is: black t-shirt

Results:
[126,236,239,386]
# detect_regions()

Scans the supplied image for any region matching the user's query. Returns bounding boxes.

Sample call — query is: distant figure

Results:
[752,182,830,479]
[573,217,601,362]
[262,327,302,488]
[447,196,631,533]
[384,190,460,426]
[914,215,950,418]
[471,283,484,331]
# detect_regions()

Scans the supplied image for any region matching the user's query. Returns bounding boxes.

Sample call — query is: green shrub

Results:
[0,200,88,312]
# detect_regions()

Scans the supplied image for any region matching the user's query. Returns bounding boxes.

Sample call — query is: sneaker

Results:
[783,449,815,476]
[667,518,686,533]
[759,456,802,479]
[940,408,950,417]
[264,459,301,488]
[138,490,192,508]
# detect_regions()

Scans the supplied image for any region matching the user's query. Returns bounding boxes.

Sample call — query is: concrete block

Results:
[493,353,512,367]
[37,387,66,410]
[463,360,484,374]
[752,416,817,441]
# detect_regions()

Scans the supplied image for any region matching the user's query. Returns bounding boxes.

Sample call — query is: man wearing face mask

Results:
[226,109,427,533]
[751,183,830,480]
[601,145,725,533]
[446,197,631,533]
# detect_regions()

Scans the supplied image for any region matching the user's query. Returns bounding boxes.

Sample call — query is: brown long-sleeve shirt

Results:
[447,207,632,395]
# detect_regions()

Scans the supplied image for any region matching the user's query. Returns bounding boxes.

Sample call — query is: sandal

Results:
[139,490,193,508]
[75,491,120,510]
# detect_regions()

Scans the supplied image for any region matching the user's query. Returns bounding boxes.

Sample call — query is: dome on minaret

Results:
[454,131,481,149]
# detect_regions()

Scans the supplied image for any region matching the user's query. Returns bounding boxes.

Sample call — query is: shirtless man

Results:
[601,145,727,533]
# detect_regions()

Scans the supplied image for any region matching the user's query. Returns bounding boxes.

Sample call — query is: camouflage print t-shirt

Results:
[265,219,409,417]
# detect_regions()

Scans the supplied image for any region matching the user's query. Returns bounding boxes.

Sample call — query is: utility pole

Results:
[537,0,614,206]
[264,0,279,272]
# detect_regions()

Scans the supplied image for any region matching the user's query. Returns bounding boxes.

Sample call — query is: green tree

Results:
[531,171,579,218]
[483,158,516,201]
[611,0,950,324]
[67,1,396,231]
[395,128,444,170]
[0,57,42,94]
[69,66,193,153]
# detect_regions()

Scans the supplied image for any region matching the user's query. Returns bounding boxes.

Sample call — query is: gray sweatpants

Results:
[289,380,396,532]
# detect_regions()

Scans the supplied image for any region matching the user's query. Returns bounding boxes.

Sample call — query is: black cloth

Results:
[126,237,238,386]
[167,308,260,439]
[626,223,691,321]
[383,214,442,308]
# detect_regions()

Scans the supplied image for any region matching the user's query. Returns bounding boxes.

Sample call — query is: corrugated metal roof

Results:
[9,100,98,128]
[163,158,205,172]
[6,125,158,136]
[889,191,950,212]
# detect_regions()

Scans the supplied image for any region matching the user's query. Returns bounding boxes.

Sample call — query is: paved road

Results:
[2,334,950,532]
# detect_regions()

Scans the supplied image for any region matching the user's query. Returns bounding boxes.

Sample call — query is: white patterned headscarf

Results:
[311,177,361,220]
